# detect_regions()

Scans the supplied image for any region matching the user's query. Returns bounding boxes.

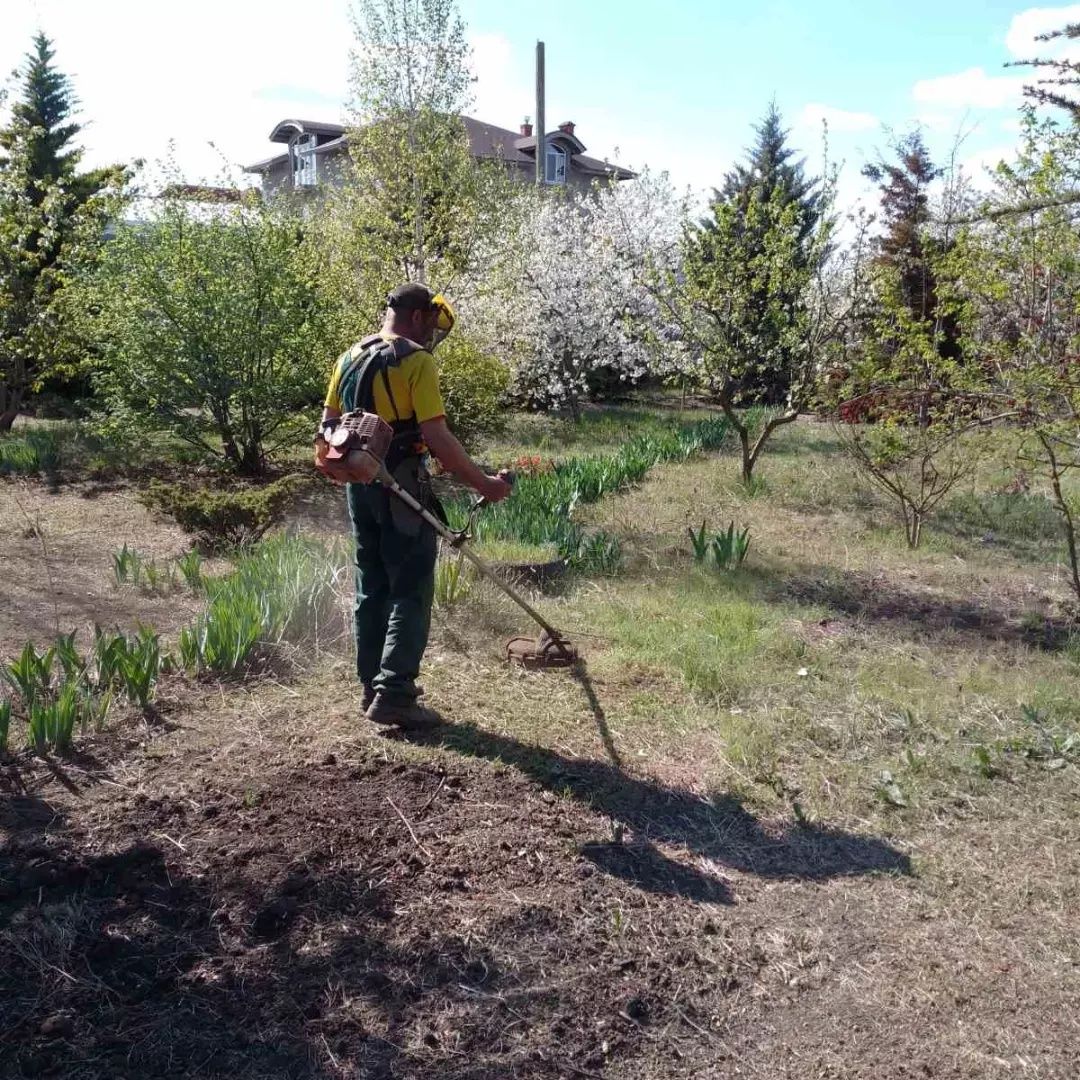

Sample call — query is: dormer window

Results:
[545,142,567,185]
[292,134,317,188]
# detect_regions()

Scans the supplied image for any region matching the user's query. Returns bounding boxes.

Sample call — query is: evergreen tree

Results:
[714,102,821,251]
[0,33,125,427]
[862,131,959,366]
[702,103,822,404]
[1010,21,1080,119]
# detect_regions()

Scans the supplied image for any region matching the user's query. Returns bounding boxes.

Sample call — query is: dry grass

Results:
[4,409,1080,1077]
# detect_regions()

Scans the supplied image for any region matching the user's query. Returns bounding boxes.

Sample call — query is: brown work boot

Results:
[361,684,376,712]
[365,694,442,731]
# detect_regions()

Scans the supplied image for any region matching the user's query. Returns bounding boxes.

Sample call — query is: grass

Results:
[418,417,1080,829]
[472,539,561,564]
[450,415,730,573]
[178,532,346,675]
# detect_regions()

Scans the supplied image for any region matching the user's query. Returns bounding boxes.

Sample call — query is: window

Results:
[292,134,317,188]
[545,142,567,185]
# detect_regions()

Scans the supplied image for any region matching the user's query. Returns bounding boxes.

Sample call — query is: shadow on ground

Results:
[765,561,1075,651]
[0,706,911,1079]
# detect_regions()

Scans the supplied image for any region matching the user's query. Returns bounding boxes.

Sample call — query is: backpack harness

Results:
[336,335,425,471]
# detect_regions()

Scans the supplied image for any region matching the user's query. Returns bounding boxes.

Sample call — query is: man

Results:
[320,283,511,729]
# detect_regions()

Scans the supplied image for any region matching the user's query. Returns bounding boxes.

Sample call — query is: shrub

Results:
[435,336,510,449]
[140,475,304,549]
[82,185,335,476]
[0,427,62,476]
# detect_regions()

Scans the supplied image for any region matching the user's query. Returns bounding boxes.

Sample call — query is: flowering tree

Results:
[486,171,689,416]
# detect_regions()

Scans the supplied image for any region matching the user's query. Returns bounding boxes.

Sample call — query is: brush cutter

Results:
[316,410,579,669]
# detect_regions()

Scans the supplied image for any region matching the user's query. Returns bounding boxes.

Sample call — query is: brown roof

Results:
[245,117,635,180]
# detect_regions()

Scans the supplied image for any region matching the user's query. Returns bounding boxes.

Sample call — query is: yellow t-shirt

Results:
[324,333,445,424]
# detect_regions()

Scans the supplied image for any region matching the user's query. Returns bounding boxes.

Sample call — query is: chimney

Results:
[520,119,533,137]
[558,120,575,136]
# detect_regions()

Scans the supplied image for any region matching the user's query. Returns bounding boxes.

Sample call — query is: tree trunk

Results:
[1042,434,1080,603]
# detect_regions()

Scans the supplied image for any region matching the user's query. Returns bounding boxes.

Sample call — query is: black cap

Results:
[386,282,437,311]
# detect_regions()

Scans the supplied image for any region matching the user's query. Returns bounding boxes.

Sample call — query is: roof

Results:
[245,117,635,180]
[269,119,346,143]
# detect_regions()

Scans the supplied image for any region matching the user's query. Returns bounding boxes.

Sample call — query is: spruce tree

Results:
[863,131,959,365]
[703,103,822,404]
[0,33,124,427]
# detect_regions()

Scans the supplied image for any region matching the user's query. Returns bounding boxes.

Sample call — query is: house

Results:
[244,116,635,197]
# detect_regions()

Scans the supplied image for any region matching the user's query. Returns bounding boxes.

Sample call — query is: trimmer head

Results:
[505,630,579,669]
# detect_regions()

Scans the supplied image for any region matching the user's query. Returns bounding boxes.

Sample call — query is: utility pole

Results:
[535,40,545,186]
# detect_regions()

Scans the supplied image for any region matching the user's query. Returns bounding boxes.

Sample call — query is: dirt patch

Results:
[3,720,1076,1079]
[0,482,208,657]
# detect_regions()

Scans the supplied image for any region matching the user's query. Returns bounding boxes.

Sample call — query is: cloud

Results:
[1005,5,1080,58]
[798,103,878,134]
[1,0,352,183]
[912,67,1026,110]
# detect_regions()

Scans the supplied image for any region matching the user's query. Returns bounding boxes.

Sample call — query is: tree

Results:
[946,111,1080,598]
[668,171,845,485]
[81,186,336,476]
[701,104,822,404]
[1011,21,1080,119]
[862,131,961,374]
[0,33,126,427]
[487,172,686,417]
[318,0,518,336]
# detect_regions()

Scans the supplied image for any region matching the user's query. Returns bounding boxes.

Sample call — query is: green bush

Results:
[0,427,63,476]
[140,475,304,549]
[435,337,510,449]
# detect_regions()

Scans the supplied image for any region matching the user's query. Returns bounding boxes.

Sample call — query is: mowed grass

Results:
[415,416,1080,828]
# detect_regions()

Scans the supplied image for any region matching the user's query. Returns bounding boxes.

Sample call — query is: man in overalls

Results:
[320,284,511,729]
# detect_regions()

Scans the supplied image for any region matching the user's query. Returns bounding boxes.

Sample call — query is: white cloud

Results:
[1,10,722,192]
[798,103,878,133]
[912,67,1026,110]
[1005,5,1080,58]
[1,0,352,183]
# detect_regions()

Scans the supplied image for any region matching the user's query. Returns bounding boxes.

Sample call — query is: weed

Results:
[435,553,472,609]
[0,699,10,753]
[5,642,55,705]
[27,680,80,754]
[118,627,162,709]
[179,534,340,674]
[688,521,710,562]
[710,522,751,571]
[176,550,204,589]
[113,543,142,587]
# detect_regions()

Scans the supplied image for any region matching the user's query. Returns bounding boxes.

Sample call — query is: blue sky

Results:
[3,1,1078,207]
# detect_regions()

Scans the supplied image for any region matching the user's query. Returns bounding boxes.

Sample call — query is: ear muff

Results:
[429,294,456,350]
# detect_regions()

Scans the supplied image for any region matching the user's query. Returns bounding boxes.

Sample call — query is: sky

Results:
[2,0,1080,211]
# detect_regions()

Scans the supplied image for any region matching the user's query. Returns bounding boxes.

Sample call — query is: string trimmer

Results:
[315,410,579,669]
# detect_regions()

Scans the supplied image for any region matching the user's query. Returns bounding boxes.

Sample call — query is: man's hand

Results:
[478,473,512,503]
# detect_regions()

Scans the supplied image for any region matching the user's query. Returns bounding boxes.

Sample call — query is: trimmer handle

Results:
[472,469,516,513]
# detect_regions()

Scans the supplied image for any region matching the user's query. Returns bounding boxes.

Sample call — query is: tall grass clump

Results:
[0,427,63,476]
[178,533,342,674]
[450,416,729,572]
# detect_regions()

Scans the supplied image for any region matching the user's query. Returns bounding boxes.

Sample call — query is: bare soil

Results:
[2,691,1078,1079]
[0,481,206,657]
